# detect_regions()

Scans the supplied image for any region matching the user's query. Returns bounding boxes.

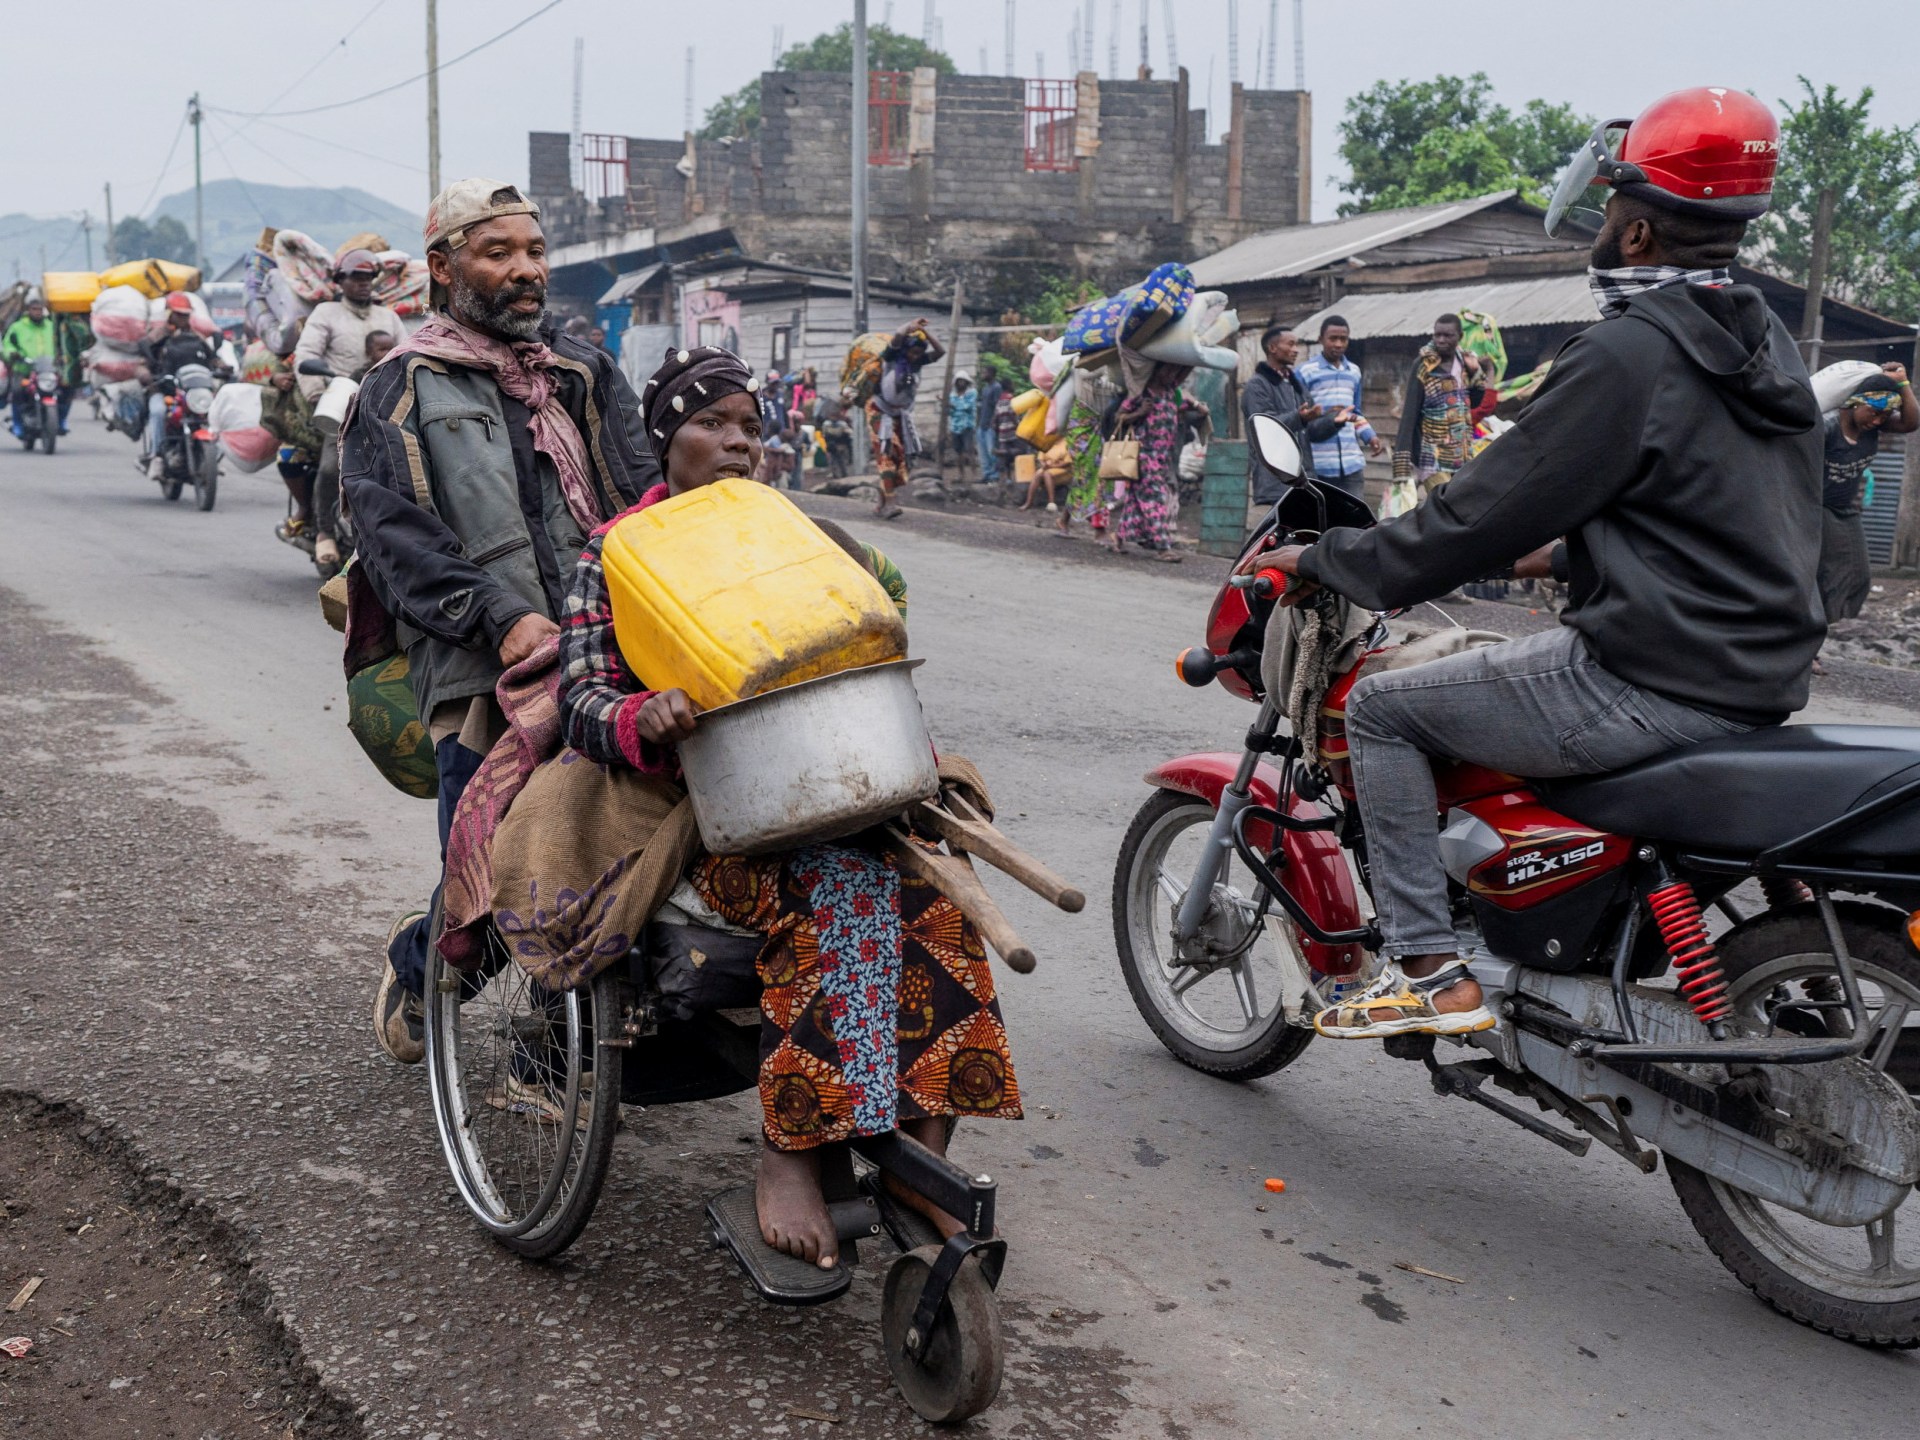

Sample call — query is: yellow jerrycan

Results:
[601,479,907,712]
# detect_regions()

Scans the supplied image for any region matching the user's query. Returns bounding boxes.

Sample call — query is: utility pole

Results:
[851,0,871,472]
[571,37,584,191]
[426,0,442,199]
[1800,185,1836,370]
[684,47,696,134]
[1228,0,1240,86]
[1161,0,1179,73]
[1265,0,1279,87]
[189,93,205,273]
[1292,0,1305,89]
[1004,0,1015,75]
[80,213,93,270]
[103,183,115,266]
[1109,0,1121,78]
[934,277,965,482]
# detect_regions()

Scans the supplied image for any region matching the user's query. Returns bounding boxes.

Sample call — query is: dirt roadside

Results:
[0,1093,359,1439]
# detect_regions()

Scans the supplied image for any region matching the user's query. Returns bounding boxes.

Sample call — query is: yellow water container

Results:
[602,479,907,712]
[42,272,101,313]
[98,258,202,298]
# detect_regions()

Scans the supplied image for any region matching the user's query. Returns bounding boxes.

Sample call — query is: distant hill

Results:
[153,179,421,277]
[0,180,420,290]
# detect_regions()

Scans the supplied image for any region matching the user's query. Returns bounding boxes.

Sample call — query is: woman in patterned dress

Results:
[559,346,1021,1272]
[1109,362,1192,562]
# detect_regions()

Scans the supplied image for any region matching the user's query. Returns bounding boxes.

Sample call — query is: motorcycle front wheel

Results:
[1668,903,1920,1347]
[39,408,55,454]
[1112,787,1314,1080]
[189,437,219,511]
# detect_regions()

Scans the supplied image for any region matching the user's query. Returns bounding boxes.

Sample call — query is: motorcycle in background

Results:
[1115,415,1920,1346]
[13,356,62,454]
[144,363,223,512]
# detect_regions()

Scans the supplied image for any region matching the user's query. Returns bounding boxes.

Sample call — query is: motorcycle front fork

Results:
[1172,700,1281,945]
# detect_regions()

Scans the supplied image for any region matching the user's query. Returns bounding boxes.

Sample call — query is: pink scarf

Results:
[384,313,608,532]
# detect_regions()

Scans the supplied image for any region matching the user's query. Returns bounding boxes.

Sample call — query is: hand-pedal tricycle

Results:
[419,879,1035,1424]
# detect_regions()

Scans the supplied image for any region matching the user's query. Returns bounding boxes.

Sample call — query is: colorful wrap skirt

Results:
[691,844,1023,1151]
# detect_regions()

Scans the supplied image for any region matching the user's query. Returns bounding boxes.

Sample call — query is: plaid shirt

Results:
[1294,353,1377,477]
[559,484,677,775]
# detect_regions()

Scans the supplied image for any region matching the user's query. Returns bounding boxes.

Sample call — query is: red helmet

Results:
[1545,88,1779,237]
[164,292,194,313]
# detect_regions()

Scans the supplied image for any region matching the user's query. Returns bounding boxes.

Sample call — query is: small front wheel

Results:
[39,414,56,454]
[190,438,219,511]
[1113,787,1314,1080]
[882,1245,1005,1424]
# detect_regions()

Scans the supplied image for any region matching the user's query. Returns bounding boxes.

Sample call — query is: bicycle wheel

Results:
[424,918,624,1259]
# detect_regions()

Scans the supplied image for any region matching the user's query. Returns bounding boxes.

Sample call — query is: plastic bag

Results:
[1177,441,1208,481]
[1459,308,1507,387]
[89,284,152,347]
[85,348,147,384]
[208,381,263,435]
[220,427,280,472]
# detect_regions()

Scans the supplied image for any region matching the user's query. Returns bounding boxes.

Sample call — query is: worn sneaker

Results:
[373,912,428,1064]
[146,454,166,483]
[1313,960,1496,1039]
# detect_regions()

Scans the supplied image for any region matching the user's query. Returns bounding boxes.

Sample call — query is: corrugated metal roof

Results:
[1188,191,1519,287]
[1296,273,1601,339]
[597,262,665,306]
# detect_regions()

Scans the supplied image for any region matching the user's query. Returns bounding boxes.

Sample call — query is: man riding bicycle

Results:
[1253,88,1826,1039]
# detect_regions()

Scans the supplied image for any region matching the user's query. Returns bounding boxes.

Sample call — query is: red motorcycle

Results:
[1114,417,1920,1344]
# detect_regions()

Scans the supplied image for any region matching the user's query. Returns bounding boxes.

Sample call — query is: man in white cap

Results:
[294,248,406,576]
[342,178,662,1064]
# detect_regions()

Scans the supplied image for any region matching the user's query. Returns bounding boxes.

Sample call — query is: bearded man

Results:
[342,179,663,1064]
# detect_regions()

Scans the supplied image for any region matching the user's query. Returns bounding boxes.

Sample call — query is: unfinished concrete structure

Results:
[532,66,1311,310]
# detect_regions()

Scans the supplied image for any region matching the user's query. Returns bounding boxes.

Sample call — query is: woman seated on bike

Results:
[555,345,1022,1270]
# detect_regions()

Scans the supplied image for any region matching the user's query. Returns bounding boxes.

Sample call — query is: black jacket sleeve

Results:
[1300,328,1651,610]
[339,364,536,653]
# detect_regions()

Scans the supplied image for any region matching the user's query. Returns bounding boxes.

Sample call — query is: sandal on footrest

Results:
[707,1185,852,1306]
[1313,960,1495,1039]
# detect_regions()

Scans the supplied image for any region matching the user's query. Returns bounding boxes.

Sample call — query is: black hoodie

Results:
[1300,283,1824,724]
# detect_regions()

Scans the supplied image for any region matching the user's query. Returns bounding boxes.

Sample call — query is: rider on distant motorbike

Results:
[1252,88,1825,1039]
[295,248,406,578]
[142,293,226,483]
[4,292,57,438]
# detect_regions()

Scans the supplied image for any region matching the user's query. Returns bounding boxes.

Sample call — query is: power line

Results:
[233,109,429,175]
[203,121,272,225]
[134,108,193,219]
[208,113,402,226]
[253,0,392,116]
[213,0,568,119]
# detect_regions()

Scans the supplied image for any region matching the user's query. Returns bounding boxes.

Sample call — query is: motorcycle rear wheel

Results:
[1668,904,1920,1346]
[1113,788,1314,1080]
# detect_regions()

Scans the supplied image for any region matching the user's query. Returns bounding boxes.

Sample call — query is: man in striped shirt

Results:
[1295,316,1383,500]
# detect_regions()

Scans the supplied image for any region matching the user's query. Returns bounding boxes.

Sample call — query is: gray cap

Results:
[423,178,541,252]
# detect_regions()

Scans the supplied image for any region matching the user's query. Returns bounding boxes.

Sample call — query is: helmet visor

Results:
[1545,121,1633,239]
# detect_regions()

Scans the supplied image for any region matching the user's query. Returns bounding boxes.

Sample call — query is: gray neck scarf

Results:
[1587,264,1732,319]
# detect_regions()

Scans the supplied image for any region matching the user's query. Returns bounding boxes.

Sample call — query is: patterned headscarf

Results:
[642,345,759,459]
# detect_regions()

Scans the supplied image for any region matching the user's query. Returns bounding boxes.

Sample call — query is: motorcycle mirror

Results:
[1249,414,1305,486]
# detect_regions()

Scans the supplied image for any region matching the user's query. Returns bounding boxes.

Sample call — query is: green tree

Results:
[1747,78,1920,320]
[1336,74,1590,214]
[109,214,197,266]
[699,23,955,140]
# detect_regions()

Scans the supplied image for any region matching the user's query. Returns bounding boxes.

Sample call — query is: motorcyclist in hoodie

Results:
[1250,88,1823,1040]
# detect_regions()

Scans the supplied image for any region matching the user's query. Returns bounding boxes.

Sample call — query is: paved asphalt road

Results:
[3,424,1918,1440]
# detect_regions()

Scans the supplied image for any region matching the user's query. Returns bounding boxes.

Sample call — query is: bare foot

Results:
[882,1118,969,1240]
[756,1142,838,1268]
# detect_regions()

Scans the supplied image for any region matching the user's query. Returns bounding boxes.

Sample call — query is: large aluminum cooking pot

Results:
[677,660,939,855]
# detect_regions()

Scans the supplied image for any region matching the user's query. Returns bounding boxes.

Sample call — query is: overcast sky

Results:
[9,0,1917,231]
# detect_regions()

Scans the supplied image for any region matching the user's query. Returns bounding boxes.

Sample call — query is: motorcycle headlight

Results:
[187,388,215,415]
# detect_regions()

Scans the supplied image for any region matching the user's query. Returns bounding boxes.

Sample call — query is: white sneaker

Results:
[146,454,165,482]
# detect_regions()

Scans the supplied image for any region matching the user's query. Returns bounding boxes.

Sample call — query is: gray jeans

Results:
[1346,626,1751,958]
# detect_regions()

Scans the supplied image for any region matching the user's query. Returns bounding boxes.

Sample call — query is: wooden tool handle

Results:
[885,830,1037,974]
[920,794,1087,914]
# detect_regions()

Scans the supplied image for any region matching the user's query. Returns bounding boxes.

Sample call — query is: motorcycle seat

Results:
[1541,724,1920,859]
